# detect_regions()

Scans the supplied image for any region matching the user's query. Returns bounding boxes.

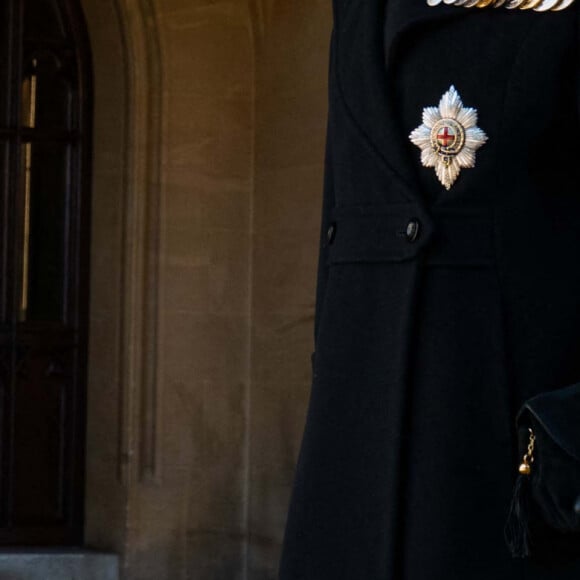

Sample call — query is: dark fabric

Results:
[517,383,580,533]
[327,205,495,266]
[522,384,580,464]
[278,1,580,579]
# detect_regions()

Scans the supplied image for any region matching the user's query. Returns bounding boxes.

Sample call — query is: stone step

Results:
[0,549,119,580]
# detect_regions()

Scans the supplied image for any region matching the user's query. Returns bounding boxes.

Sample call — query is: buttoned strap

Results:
[326,204,495,267]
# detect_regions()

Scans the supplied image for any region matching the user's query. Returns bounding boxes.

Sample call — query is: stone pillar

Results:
[80,0,332,578]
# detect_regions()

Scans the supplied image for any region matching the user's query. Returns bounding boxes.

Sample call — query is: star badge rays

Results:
[409,85,488,190]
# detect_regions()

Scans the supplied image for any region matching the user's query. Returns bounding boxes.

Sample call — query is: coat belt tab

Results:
[326,204,495,267]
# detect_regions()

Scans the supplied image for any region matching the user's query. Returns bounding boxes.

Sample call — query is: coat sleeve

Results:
[511,32,580,538]
[313,26,337,347]
[505,12,580,557]
[531,3,580,529]
[506,381,580,559]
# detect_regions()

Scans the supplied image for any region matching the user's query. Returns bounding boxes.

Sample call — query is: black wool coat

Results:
[279,1,580,580]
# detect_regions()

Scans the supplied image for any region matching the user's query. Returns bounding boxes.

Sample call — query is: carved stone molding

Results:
[249,0,274,43]
[111,0,164,485]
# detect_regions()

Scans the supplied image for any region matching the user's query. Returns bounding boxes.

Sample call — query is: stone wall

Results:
[250,2,332,578]
[81,0,332,578]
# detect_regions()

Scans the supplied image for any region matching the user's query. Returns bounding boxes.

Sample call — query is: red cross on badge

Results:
[436,126,456,147]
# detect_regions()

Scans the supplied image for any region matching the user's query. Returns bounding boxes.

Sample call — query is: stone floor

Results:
[0,549,119,580]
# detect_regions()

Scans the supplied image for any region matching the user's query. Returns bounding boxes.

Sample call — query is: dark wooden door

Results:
[0,0,92,545]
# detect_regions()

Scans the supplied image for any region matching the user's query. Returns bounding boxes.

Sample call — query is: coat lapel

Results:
[335,0,461,201]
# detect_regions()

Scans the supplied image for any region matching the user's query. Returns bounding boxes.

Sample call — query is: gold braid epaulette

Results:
[426,0,575,11]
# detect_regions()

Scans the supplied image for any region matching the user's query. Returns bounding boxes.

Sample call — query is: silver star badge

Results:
[409,85,488,190]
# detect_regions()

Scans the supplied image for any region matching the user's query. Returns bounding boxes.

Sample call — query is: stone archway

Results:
[77,1,332,578]
[0,0,164,576]
[80,0,164,555]
[79,2,257,578]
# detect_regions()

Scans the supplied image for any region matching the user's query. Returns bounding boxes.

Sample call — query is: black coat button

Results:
[327,223,336,244]
[405,219,421,243]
